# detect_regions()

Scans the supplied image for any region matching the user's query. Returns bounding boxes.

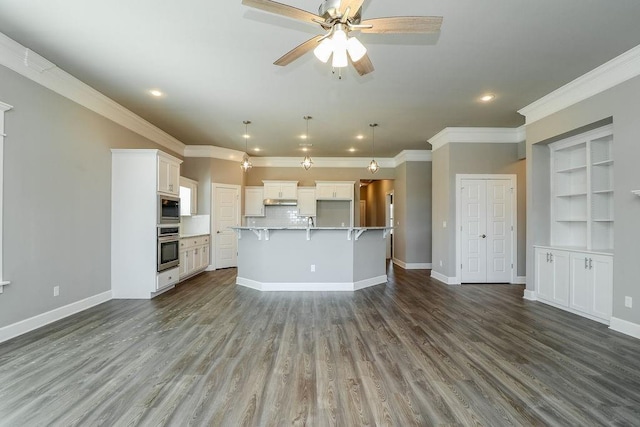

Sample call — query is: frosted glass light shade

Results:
[332,46,348,68]
[313,38,333,63]
[347,36,367,62]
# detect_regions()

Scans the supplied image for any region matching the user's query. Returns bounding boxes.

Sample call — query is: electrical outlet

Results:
[439,260,443,267]
[625,296,633,308]
[53,286,60,297]
[443,221,447,228]
[311,264,315,272]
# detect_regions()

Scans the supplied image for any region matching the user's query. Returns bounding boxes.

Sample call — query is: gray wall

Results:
[181,157,243,215]
[526,74,640,326]
[0,65,178,328]
[432,143,526,279]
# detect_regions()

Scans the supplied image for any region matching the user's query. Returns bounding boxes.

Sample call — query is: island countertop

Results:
[231,226,392,241]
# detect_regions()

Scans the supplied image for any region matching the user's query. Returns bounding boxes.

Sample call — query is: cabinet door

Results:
[157,156,170,193]
[535,249,554,301]
[551,250,570,307]
[316,184,335,199]
[569,253,592,313]
[263,183,282,199]
[245,188,265,216]
[590,254,613,320]
[280,183,298,199]
[179,250,189,277]
[200,245,210,269]
[168,162,180,196]
[297,189,316,217]
[333,183,353,200]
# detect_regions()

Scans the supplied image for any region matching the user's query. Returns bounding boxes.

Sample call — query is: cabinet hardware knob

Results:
[585,258,589,269]
[550,253,553,262]
[589,258,593,269]
[480,234,486,238]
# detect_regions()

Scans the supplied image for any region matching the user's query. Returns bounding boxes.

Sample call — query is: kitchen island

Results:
[231,227,392,291]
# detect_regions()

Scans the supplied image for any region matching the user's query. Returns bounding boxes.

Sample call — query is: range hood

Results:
[263,199,297,206]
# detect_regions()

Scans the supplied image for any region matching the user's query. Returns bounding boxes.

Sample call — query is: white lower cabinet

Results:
[535,246,613,323]
[179,235,210,280]
[535,248,570,307]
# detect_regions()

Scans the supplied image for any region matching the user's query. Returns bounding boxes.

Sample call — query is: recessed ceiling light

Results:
[349,148,356,152]
[149,89,163,97]
[254,148,261,152]
[480,94,495,102]
[243,134,250,139]
[356,135,364,140]
[300,134,308,140]
[302,147,308,152]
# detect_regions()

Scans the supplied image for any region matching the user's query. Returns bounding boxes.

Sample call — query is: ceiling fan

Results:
[241,0,443,76]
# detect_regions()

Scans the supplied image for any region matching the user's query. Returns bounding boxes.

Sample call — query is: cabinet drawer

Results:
[157,267,179,291]
[181,236,209,249]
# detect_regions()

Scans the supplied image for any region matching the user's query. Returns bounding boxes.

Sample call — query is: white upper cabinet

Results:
[315,181,354,200]
[263,181,298,200]
[245,187,265,217]
[297,187,316,217]
[157,153,181,196]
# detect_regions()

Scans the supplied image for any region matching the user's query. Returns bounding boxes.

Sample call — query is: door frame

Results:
[210,183,241,270]
[455,174,518,285]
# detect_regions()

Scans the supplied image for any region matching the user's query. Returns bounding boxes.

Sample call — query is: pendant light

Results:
[367,123,380,174]
[301,116,313,170]
[240,120,252,172]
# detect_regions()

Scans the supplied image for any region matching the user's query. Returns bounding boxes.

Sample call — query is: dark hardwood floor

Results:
[1,264,640,426]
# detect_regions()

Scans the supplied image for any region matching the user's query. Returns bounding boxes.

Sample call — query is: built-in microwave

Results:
[158,195,180,224]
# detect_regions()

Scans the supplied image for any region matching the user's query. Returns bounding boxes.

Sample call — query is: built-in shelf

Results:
[550,125,613,251]
[632,190,640,197]
[556,164,587,173]
[0,280,9,294]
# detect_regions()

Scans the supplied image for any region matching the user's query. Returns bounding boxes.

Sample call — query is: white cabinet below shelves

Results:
[245,187,265,217]
[297,188,316,217]
[315,181,354,200]
[263,181,298,200]
[535,246,612,323]
[179,235,210,280]
[158,153,181,196]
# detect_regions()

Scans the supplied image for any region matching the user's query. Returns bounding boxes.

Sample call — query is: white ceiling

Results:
[1,0,640,157]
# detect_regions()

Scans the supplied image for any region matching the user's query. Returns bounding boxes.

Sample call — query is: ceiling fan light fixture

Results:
[347,36,367,62]
[332,46,348,68]
[313,38,334,63]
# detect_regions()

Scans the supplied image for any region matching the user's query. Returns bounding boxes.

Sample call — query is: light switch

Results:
[443,221,447,228]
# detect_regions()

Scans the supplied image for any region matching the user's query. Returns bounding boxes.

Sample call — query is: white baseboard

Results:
[236,276,387,292]
[523,289,537,301]
[430,271,460,286]
[392,259,432,270]
[205,264,215,271]
[0,290,112,343]
[609,317,640,340]
[513,276,526,284]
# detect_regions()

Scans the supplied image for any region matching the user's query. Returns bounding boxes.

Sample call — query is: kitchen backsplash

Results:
[181,214,210,235]
[245,206,310,227]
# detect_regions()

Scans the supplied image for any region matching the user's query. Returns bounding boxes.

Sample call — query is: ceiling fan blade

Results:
[339,0,365,17]
[274,35,324,66]
[242,0,320,24]
[360,16,443,34]
[351,53,374,76]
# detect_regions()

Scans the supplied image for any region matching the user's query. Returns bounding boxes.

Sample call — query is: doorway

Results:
[211,183,240,269]
[456,175,517,283]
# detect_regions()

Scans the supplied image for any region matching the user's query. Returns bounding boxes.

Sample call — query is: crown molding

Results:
[428,127,525,151]
[394,150,432,164]
[183,145,245,161]
[0,32,185,155]
[518,44,640,125]
[249,156,397,168]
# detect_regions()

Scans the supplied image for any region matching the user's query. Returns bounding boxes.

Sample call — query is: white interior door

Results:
[460,178,513,283]
[461,180,487,282]
[213,184,240,269]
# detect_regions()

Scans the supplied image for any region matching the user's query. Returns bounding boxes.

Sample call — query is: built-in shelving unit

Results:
[550,125,614,252]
